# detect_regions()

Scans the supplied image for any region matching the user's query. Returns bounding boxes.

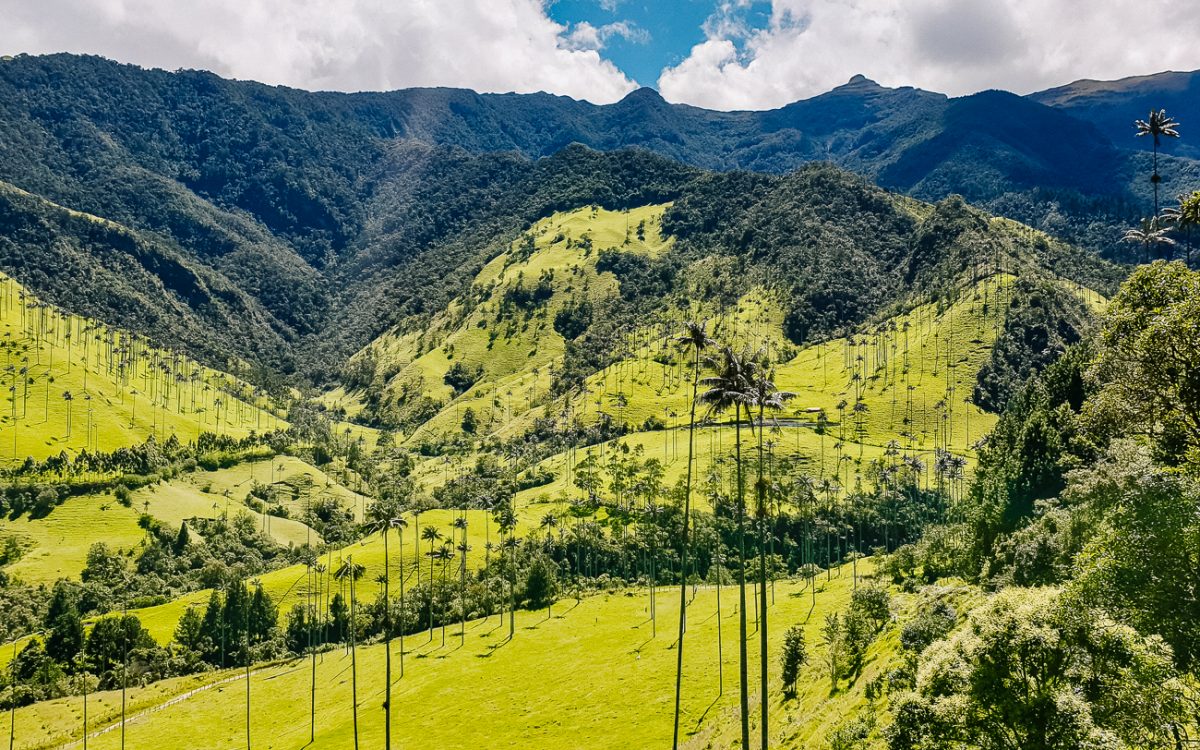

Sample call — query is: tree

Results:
[888,588,1189,750]
[1089,263,1200,462]
[1162,190,1200,267]
[747,363,793,747]
[421,525,442,639]
[523,555,559,613]
[46,603,84,666]
[329,593,350,643]
[1069,441,1200,669]
[671,319,715,750]
[62,390,74,437]
[849,585,891,633]
[367,496,407,750]
[700,345,756,750]
[334,557,366,750]
[461,407,478,434]
[1122,216,1176,262]
[1135,108,1181,218]
[779,625,808,698]
[821,613,845,692]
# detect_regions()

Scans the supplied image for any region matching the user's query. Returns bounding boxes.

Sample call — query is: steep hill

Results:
[0,54,1186,380]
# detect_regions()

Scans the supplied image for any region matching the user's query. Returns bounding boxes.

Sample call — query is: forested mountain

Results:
[0,52,1189,379]
[1032,69,1200,160]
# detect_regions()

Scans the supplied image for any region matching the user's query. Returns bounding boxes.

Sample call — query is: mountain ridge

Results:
[0,53,1190,382]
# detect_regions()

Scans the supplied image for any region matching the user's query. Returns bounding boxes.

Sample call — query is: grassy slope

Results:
[0,493,144,585]
[348,204,670,445]
[508,275,1037,510]
[0,274,280,463]
[0,456,368,586]
[11,562,962,750]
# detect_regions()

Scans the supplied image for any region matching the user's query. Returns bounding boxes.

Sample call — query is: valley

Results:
[0,50,1197,750]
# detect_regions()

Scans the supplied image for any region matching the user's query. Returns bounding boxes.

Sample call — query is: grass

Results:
[122,503,538,644]
[346,203,671,446]
[9,561,945,750]
[0,274,281,464]
[0,456,369,586]
[0,493,144,585]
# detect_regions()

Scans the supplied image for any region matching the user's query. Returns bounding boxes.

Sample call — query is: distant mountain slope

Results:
[0,53,1190,382]
[1032,70,1200,160]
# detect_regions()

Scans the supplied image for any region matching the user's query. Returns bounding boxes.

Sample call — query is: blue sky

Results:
[546,0,772,89]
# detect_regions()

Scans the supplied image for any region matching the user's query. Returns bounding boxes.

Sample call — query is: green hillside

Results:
[0,273,280,463]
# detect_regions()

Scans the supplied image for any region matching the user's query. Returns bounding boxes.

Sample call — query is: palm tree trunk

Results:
[756,401,769,750]
[735,404,750,750]
[672,347,701,749]
[349,557,359,750]
[383,528,392,750]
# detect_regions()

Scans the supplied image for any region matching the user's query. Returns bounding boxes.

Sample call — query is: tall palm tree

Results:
[747,366,794,749]
[434,544,454,645]
[1123,217,1177,263]
[501,534,521,639]
[452,516,469,645]
[1135,109,1181,218]
[62,390,73,437]
[367,499,406,750]
[1162,190,1200,267]
[700,346,756,750]
[334,557,366,750]
[672,320,715,750]
[421,526,442,641]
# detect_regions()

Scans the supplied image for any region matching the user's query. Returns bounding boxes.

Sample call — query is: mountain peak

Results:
[838,74,882,91]
[620,87,667,104]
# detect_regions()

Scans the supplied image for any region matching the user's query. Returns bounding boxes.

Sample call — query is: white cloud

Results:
[659,0,1200,110]
[0,0,639,103]
[561,20,650,52]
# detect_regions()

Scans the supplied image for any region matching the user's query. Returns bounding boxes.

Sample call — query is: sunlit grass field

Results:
[7,561,968,750]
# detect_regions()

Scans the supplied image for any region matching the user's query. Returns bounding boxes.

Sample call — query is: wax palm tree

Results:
[452,515,469,644]
[747,366,794,748]
[366,499,406,750]
[1123,217,1177,262]
[433,545,454,645]
[1135,109,1181,217]
[538,513,559,617]
[671,320,715,749]
[501,535,521,639]
[1162,190,1200,267]
[421,526,442,640]
[700,345,756,750]
[62,390,73,437]
[334,557,366,750]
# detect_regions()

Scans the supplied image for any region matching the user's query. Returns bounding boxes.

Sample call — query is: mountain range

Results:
[0,53,1194,380]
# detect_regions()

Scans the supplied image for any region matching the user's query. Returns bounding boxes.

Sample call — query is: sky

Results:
[2,0,1199,110]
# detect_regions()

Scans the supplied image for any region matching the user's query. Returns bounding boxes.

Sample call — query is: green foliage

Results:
[780,624,808,697]
[899,600,956,655]
[522,555,559,609]
[968,344,1096,564]
[1087,262,1200,464]
[850,584,892,633]
[1068,441,1200,669]
[973,278,1093,412]
[888,588,1188,750]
